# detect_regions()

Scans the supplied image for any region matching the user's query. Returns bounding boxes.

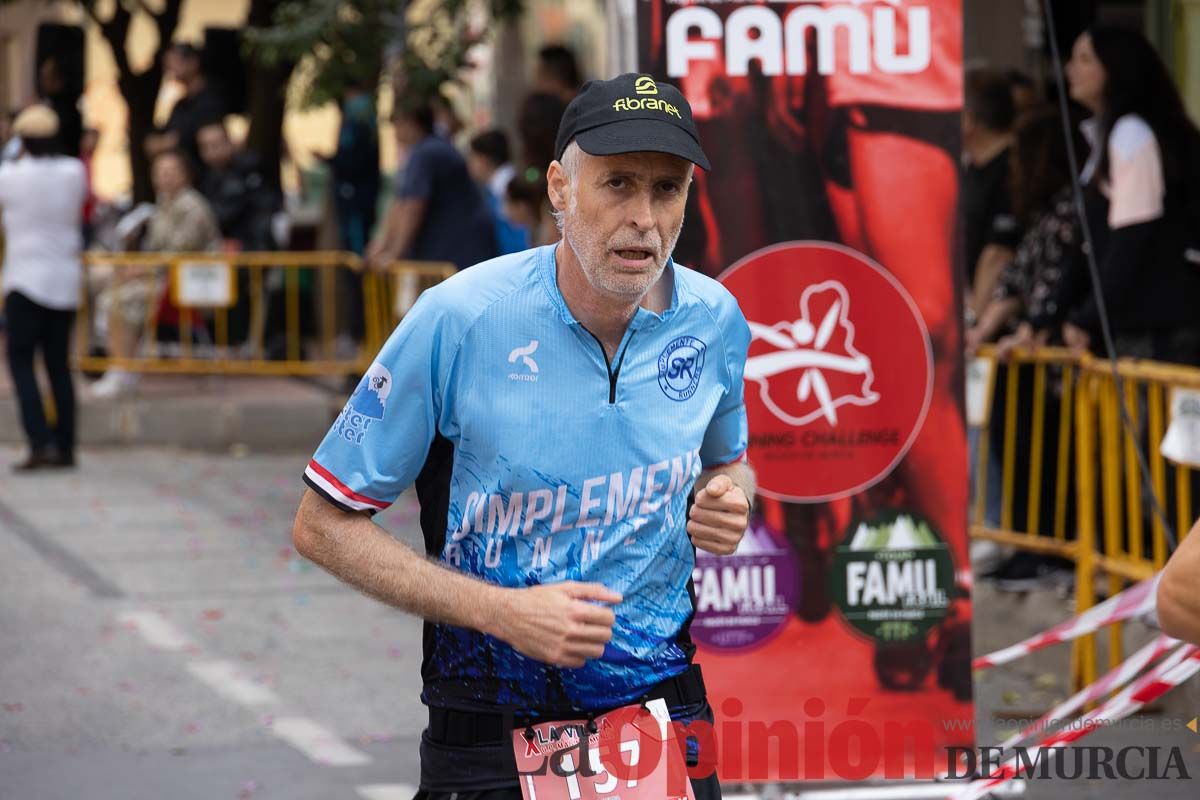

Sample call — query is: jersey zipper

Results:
[581,326,635,404]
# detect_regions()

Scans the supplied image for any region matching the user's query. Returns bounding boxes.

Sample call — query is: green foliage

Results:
[248,0,524,109]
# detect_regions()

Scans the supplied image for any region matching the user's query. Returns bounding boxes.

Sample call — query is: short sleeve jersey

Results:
[303,244,751,714]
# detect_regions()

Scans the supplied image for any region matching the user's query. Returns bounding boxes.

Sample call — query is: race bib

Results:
[512,698,695,800]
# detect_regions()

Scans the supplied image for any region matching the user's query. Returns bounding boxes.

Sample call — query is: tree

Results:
[81,0,183,203]
[248,0,524,111]
[244,0,297,192]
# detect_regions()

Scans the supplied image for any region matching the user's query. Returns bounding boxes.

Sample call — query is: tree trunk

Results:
[244,0,295,192]
[120,70,160,204]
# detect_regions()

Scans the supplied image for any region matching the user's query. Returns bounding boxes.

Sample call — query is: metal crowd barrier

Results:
[970,346,1200,690]
[77,251,456,377]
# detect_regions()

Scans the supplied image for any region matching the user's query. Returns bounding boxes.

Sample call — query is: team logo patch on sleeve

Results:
[334,363,391,445]
[658,336,706,401]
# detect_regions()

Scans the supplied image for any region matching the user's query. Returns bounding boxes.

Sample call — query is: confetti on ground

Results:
[1033,672,1059,690]
[203,609,225,622]
[3,703,24,713]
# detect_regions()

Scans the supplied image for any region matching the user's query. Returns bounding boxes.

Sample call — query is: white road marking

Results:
[119,609,373,768]
[356,785,418,800]
[186,660,281,707]
[117,610,193,651]
[271,716,372,766]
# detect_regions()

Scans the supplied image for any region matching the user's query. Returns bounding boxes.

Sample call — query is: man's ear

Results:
[546,160,568,213]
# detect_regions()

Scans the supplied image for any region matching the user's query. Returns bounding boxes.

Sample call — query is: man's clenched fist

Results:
[491,581,622,668]
[687,473,750,555]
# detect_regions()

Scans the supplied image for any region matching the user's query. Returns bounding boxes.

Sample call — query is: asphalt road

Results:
[1,446,1198,799]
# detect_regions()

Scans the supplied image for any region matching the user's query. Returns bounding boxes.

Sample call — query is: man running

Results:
[293,73,754,798]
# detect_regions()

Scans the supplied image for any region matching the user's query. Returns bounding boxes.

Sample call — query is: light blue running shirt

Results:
[303,244,750,713]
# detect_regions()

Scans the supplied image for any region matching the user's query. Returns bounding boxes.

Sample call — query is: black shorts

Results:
[417,666,721,797]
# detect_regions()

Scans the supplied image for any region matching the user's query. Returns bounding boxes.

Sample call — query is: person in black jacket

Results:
[1063,26,1200,366]
[197,121,279,251]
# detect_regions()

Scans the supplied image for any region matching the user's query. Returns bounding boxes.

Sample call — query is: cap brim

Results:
[575,119,711,171]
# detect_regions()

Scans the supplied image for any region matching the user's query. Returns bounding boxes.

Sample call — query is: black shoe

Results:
[46,450,76,469]
[12,448,75,472]
[12,449,55,472]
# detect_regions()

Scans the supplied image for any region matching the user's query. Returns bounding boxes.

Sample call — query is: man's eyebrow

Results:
[597,169,638,180]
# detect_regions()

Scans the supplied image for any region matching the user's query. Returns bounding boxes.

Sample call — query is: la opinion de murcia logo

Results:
[666,1,931,79]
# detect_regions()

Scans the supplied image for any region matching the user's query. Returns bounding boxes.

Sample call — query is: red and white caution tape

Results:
[973,575,1161,670]
[950,642,1200,800]
[997,633,1179,749]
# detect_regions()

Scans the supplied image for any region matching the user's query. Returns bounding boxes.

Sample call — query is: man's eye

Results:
[658,182,681,195]
[607,178,627,189]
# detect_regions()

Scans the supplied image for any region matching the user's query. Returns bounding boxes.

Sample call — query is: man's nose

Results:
[628,190,654,231]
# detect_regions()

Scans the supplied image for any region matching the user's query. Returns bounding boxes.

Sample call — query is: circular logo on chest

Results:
[658,336,707,401]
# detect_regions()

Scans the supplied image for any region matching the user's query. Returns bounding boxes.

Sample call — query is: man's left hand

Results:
[687,474,750,555]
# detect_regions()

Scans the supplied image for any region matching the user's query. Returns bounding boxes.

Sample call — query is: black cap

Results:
[554,73,710,171]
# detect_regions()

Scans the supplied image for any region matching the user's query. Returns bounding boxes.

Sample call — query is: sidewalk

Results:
[0,366,346,451]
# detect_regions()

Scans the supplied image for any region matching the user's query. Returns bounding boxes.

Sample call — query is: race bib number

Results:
[512,698,695,800]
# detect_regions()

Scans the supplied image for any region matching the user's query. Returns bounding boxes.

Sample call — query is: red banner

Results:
[637,0,973,781]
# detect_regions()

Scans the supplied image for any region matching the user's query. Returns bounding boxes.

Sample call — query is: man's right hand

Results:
[489,582,622,669]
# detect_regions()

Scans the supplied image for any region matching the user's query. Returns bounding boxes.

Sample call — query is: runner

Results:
[293,73,754,798]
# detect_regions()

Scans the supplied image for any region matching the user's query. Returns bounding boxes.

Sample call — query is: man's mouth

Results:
[612,248,655,267]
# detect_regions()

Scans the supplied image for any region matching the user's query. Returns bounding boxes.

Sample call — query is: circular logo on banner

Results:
[720,242,933,502]
[691,517,798,651]
[829,511,954,644]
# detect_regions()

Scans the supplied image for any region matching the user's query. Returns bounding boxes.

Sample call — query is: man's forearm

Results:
[969,245,1015,318]
[293,489,507,634]
[1158,519,1200,645]
[379,198,425,261]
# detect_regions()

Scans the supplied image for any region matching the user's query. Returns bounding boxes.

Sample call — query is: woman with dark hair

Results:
[0,105,86,470]
[1062,25,1200,365]
[967,107,1089,351]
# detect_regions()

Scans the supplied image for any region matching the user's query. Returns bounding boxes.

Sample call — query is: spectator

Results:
[503,173,542,230]
[37,57,82,156]
[1007,69,1039,114]
[90,149,221,398]
[972,108,1088,591]
[534,44,583,103]
[80,128,100,246]
[365,94,496,271]
[467,129,516,206]
[197,121,281,348]
[468,130,525,255]
[430,90,465,142]
[505,171,556,247]
[326,83,380,351]
[0,106,86,470]
[1063,26,1200,365]
[968,108,1089,352]
[145,43,227,175]
[197,121,279,250]
[962,68,1019,324]
[327,84,380,256]
[517,91,568,176]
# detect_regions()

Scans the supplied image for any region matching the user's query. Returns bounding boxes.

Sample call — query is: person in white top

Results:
[1062,26,1200,366]
[0,105,86,470]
